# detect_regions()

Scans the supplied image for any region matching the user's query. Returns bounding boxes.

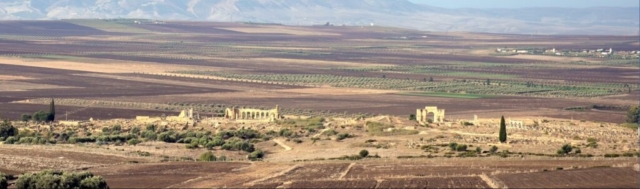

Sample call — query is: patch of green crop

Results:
[65,19,151,33]
[398,92,493,99]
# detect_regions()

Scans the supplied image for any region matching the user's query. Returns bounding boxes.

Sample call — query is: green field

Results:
[65,19,151,33]
[398,92,494,99]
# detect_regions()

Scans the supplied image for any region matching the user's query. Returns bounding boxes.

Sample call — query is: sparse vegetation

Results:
[199,151,217,161]
[16,170,108,189]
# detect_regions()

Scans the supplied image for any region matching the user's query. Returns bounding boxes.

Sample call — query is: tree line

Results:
[20,99,56,123]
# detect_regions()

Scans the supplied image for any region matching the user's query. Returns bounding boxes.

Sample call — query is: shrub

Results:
[204,141,216,150]
[248,150,264,161]
[322,129,338,136]
[0,172,6,189]
[157,132,176,143]
[110,125,121,132]
[4,136,16,144]
[456,144,467,151]
[79,176,109,189]
[293,139,303,143]
[586,138,598,148]
[127,138,140,146]
[235,129,260,139]
[16,170,108,189]
[457,151,478,157]
[278,129,293,137]
[604,153,620,158]
[217,130,235,139]
[20,114,32,122]
[130,127,140,135]
[0,120,18,138]
[142,131,157,141]
[475,147,482,153]
[186,143,198,149]
[449,142,458,151]
[222,139,255,152]
[136,151,151,156]
[490,146,498,154]
[145,124,156,132]
[559,144,573,154]
[210,137,225,146]
[18,137,34,144]
[199,152,217,161]
[336,133,350,141]
[31,111,49,123]
[359,150,369,158]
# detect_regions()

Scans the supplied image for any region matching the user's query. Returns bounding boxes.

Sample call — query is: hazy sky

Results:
[408,0,639,8]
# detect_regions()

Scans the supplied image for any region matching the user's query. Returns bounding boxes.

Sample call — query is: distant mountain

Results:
[0,0,637,35]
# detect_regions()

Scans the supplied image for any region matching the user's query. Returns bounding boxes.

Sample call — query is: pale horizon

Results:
[409,0,640,8]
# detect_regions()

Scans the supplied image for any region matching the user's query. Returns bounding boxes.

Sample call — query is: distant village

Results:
[495,47,639,59]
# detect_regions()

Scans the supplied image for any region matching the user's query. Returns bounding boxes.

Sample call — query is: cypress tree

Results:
[499,116,507,143]
[48,99,55,122]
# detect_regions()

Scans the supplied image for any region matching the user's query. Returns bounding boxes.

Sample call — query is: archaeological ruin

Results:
[225,105,281,122]
[416,106,445,124]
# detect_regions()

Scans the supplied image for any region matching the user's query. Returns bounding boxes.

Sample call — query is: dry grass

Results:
[0,75,32,81]
[0,81,76,91]
[0,57,205,73]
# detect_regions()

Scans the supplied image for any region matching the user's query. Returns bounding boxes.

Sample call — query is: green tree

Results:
[0,172,7,189]
[20,114,32,122]
[626,106,638,123]
[32,111,49,123]
[429,77,434,82]
[359,149,369,158]
[499,116,507,143]
[486,79,491,85]
[408,114,416,121]
[0,120,18,138]
[475,147,482,153]
[48,99,56,122]
[382,74,386,79]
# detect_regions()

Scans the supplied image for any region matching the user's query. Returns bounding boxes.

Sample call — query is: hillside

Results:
[0,0,638,35]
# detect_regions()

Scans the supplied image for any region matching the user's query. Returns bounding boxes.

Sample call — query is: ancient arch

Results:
[416,106,445,124]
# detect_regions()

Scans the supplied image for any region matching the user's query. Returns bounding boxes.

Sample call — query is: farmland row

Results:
[171,71,632,98]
